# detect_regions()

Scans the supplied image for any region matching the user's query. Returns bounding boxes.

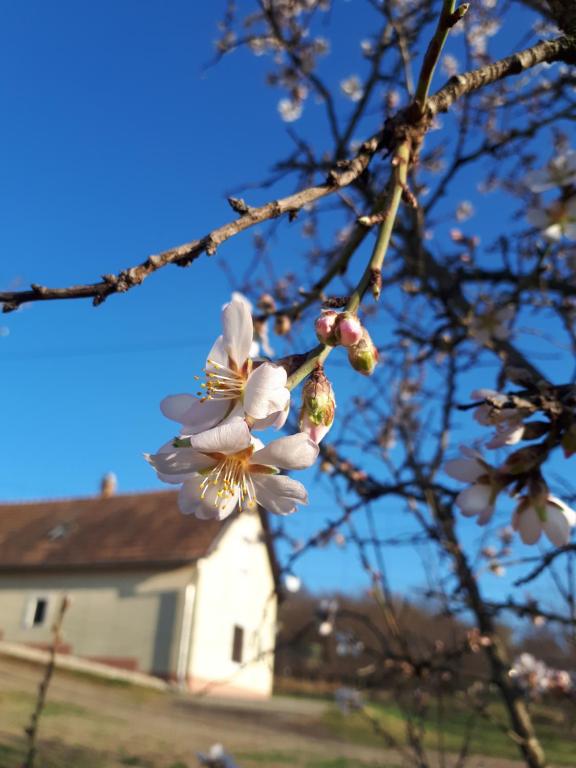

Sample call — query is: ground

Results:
[0,656,569,768]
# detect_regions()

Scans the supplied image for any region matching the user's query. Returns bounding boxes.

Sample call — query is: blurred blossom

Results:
[340,75,364,102]
[525,151,576,192]
[526,197,576,241]
[442,54,459,77]
[456,200,474,221]
[360,39,374,56]
[444,446,500,526]
[512,493,576,547]
[278,98,303,122]
[510,654,573,699]
[283,573,301,593]
[469,304,515,345]
[386,89,400,110]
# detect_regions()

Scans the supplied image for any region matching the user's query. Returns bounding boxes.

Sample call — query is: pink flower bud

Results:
[347,328,378,375]
[335,312,363,347]
[315,310,338,345]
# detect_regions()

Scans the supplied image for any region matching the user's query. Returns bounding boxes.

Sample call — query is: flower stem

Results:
[285,1,464,391]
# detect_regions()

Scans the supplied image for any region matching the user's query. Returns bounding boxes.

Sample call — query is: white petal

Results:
[222,299,253,367]
[251,403,290,431]
[178,478,239,520]
[476,505,495,526]
[445,458,484,483]
[243,363,289,420]
[486,423,525,449]
[470,388,500,400]
[252,474,308,515]
[146,443,214,479]
[186,419,251,454]
[515,505,542,545]
[548,495,576,524]
[145,440,196,485]
[543,502,573,546]
[524,168,553,193]
[205,336,228,369]
[176,398,232,433]
[160,394,197,422]
[543,223,562,241]
[456,484,492,517]
[251,433,319,470]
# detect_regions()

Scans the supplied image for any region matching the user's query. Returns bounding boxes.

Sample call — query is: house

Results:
[0,486,279,698]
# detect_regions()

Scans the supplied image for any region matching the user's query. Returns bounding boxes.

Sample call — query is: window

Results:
[231,625,244,663]
[32,598,47,626]
[23,596,49,628]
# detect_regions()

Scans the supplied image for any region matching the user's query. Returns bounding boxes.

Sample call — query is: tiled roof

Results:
[0,491,229,570]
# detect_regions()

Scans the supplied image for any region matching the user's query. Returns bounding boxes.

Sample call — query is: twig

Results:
[22,595,70,768]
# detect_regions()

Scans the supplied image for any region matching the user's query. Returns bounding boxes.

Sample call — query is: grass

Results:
[1,655,573,768]
[322,696,576,766]
[236,754,389,768]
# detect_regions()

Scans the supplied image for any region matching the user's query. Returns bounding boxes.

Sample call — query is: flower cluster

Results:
[445,384,576,546]
[510,654,574,700]
[146,298,320,520]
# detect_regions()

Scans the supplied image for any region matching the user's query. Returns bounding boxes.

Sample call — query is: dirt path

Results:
[0,656,530,768]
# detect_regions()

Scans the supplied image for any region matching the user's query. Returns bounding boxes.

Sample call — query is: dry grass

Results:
[0,656,557,768]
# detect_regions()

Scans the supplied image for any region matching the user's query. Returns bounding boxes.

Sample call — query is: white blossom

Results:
[471,389,527,449]
[278,98,303,122]
[283,574,301,593]
[160,298,289,435]
[340,75,364,102]
[526,196,576,241]
[146,420,318,520]
[456,200,474,221]
[512,494,576,546]
[525,151,576,192]
[469,304,515,344]
[445,447,499,525]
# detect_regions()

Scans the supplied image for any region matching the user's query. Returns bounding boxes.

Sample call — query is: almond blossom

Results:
[146,419,318,520]
[445,447,501,525]
[469,305,514,345]
[471,389,527,448]
[512,494,576,546]
[160,298,289,434]
[526,196,576,241]
[525,151,576,193]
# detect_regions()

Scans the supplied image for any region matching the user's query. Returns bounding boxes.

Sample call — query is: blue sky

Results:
[0,1,571,605]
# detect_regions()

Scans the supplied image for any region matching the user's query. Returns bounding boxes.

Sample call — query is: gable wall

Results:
[0,565,195,677]
[188,510,277,698]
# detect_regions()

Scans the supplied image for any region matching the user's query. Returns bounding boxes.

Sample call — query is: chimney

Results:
[100,472,117,498]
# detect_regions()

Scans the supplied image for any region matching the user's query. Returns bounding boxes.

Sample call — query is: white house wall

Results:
[0,566,195,678]
[187,511,277,698]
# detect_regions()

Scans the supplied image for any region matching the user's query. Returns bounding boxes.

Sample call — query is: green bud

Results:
[299,367,336,444]
[347,328,378,376]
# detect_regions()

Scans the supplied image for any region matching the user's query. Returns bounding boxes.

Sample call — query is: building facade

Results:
[0,490,278,698]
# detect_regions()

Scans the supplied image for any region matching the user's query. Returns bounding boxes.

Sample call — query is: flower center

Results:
[200,446,258,509]
[196,357,251,403]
